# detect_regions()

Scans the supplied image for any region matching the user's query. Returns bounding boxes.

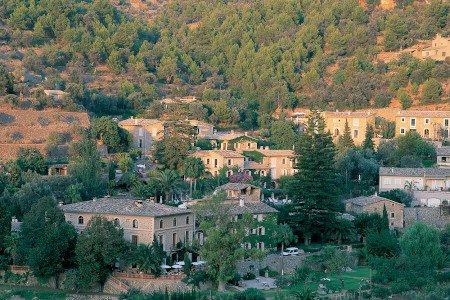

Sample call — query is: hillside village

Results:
[0,0,449,299]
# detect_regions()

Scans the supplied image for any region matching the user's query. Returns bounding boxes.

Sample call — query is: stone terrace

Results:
[0,109,90,160]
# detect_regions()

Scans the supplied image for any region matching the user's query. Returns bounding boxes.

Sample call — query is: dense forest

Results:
[0,0,448,129]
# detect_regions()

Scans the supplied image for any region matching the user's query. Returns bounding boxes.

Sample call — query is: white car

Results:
[283,247,299,256]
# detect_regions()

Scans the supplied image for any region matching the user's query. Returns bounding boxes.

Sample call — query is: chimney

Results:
[58,201,64,207]
[135,200,143,207]
[93,197,97,202]
[11,216,17,223]
[239,198,245,207]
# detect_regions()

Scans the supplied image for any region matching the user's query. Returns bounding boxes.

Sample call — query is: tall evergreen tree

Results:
[286,111,339,245]
[382,204,389,231]
[363,124,375,152]
[337,119,354,151]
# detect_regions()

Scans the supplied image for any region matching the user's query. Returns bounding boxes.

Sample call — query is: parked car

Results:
[283,247,299,256]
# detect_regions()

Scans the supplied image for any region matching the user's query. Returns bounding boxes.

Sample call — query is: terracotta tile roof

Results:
[226,202,278,215]
[255,149,295,157]
[243,161,269,170]
[323,111,375,118]
[437,146,450,156]
[217,183,258,191]
[344,195,404,207]
[61,197,191,217]
[396,110,450,118]
[379,167,450,178]
[118,118,163,126]
[193,150,245,158]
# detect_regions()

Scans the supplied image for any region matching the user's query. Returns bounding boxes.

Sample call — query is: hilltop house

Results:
[118,118,165,155]
[379,167,450,192]
[243,149,296,180]
[344,195,404,229]
[395,110,450,140]
[421,34,450,61]
[322,111,376,145]
[44,89,68,100]
[437,146,450,168]
[192,150,246,176]
[61,197,194,253]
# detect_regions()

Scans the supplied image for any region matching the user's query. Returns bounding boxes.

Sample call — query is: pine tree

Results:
[337,119,354,151]
[287,111,339,245]
[363,124,375,152]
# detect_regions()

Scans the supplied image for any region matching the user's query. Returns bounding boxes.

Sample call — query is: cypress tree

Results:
[382,204,389,231]
[337,119,354,151]
[287,111,339,245]
[363,124,375,152]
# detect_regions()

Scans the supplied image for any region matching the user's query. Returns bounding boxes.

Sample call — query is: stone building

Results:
[192,150,246,176]
[421,34,450,61]
[322,111,376,145]
[344,194,404,229]
[61,197,194,253]
[187,120,215,138]
[437,146,450,168]
[379,167,450,192]
[412,191,450,207]
[118,118,165,155]
[404,207,450,229]
[216,182,261,203]
[395,110,450,140]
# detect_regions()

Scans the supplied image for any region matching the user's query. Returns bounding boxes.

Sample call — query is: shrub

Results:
[228,272,241,286]
[372,287,391,298]
[233,288,265,300]
[242,272,256,280]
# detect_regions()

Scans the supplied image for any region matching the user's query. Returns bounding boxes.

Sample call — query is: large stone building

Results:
[379,167,450,192]
[437,146,450,168]
[61,197,194,253]
[344,195,404,229]
[216,182,261,203]
[118,118,165,155]
[243,149,296,180]
[193,150,246,176]
[322,111,376,145]
[395,110,450,140]
[421,34,450,61]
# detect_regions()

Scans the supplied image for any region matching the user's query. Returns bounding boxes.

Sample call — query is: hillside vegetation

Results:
[0,0,448,129]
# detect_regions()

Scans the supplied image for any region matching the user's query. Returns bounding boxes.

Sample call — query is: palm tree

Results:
[4,233,19,265]
[272,223,297,276]
[181,157,205,196]
[150,169,183,202]
[404,180,417,194]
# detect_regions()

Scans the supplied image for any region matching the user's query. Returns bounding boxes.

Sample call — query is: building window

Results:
[186,216,190,225]
[282,169,287,175]
[173,218,177,227]
[390,212,395,218]
[400,128,405,134]
[334,128,340,137]
[282,158,286,164]
[160,219,164,229]
[132,219,138,228]
[424,129,430,137]
[353,130,359,138]
[172,233,177,247]
[410,118,416,127]
[228,159,232,166]
[390,222,394,226]
[131,235,138,245]
[401,117,405,123]
[138,139,143,148]
[445,119,449,127]
[78,216,84,225]
[424,118,430,125]
[206,158,210,165]
[114,218,120,227]
[214,159,218,167]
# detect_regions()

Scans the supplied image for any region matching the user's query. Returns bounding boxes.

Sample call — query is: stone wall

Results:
[412,191,450,207]
[404,207,450,228]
